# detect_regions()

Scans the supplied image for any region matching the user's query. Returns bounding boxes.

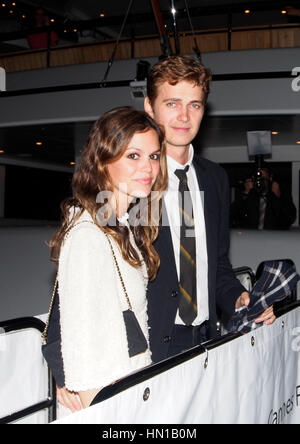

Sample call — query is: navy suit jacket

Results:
[147,155,245,363]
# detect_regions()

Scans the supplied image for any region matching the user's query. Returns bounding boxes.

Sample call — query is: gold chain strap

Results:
[41,220,96,345]
[105,233,133,311]
[41,275,58,345]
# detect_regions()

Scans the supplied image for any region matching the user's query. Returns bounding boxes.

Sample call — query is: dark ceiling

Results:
[0,1,300,169]
[1,0,300,52]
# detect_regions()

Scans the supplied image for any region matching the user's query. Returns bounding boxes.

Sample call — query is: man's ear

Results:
[144,96,154,118]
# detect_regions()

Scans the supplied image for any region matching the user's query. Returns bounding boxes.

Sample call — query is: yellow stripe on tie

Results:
[180,245,196,267]
[179,207,195,227]
[179,284,197,312]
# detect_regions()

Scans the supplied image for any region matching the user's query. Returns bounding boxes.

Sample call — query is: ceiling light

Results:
[281,10,287,14]
[296,141,300,145]
[70,161,76,166]
[50,18,55,23]
[0,150,5,154]
[244,10,251,14]
[99,13,105,17]
[35,141,43,146]
[272,131,279,135]
[171,8,176,14]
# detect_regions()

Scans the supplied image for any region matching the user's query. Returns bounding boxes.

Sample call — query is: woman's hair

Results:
[147,55,212,105]
[49,106,167,280]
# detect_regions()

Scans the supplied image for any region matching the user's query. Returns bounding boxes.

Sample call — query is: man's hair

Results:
[147,55,212,105]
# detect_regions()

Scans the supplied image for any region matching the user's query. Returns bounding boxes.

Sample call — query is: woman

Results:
[48,106,167,409]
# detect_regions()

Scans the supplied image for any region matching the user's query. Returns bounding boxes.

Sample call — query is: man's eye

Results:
[128,153,139,160]
[167,102,176,108]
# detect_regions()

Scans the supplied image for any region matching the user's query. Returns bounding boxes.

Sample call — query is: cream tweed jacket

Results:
[58,209,152,392]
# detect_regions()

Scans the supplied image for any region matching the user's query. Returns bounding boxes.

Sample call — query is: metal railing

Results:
[0,317,56,424]
[0,22,299,72]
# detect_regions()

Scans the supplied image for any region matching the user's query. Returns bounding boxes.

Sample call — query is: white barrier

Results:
[53,307,300,425]
[0,323,49,424]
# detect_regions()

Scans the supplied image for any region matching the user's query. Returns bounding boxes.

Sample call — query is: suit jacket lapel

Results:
[192,156,216,294]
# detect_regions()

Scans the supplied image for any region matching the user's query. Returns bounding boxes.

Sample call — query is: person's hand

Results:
[254,305,276,326]
[235,291,250,310]
[56,386,82,413]
[271,181,281,198]
[235,292,276,326]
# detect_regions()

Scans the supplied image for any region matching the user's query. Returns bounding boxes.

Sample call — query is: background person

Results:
[230,167,296,230]
[27,7,58,50]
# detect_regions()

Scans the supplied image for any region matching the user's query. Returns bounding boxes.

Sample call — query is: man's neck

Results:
[166,144,190,166]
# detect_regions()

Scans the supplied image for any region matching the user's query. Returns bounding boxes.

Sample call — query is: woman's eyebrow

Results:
[126,147,161,153]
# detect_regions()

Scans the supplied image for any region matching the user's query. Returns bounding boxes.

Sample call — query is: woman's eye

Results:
[128,153,139,160]
[150,153,160,160]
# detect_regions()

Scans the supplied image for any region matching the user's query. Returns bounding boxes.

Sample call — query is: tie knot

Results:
[174,165,189,183]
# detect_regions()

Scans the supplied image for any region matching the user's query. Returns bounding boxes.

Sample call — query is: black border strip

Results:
[0,71,294,98]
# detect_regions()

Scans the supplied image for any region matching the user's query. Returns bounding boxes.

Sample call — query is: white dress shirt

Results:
[163,145,209,326]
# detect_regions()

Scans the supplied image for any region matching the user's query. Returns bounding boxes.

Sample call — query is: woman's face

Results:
[106,128,162,213]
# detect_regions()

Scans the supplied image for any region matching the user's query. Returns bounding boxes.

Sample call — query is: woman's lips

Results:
[135,178,152,185]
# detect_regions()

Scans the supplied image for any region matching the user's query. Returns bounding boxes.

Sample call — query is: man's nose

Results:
[177,106,189,122]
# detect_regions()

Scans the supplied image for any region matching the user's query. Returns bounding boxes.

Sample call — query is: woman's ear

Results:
[144,97,154,118]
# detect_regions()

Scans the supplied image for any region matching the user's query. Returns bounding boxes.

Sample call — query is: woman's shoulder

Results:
[63,209,108,250]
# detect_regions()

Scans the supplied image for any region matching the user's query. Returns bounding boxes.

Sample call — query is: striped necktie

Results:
[174,166,197,325]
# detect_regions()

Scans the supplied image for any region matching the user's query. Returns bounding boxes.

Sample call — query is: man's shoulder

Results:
[193,155,227,179]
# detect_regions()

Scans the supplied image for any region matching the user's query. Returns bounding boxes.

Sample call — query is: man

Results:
[56,56,276,411]
[231,167,296,230]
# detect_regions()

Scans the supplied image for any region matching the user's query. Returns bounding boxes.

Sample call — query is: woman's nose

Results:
[141,156,153,172]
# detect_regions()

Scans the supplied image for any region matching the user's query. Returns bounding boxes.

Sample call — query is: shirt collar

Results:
[167,144,194,175]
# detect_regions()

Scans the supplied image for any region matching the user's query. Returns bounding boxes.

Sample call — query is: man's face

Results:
[144,80,205,153]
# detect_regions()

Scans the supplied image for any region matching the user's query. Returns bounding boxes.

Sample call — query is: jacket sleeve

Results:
[215,168,246,318]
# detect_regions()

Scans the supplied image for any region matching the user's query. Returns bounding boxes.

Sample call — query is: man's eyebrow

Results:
[162,98,181,102]
[162,98,204,104]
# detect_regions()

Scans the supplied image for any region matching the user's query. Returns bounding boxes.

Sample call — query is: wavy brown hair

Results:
[147,55,212,105]
[50,106,168,280]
